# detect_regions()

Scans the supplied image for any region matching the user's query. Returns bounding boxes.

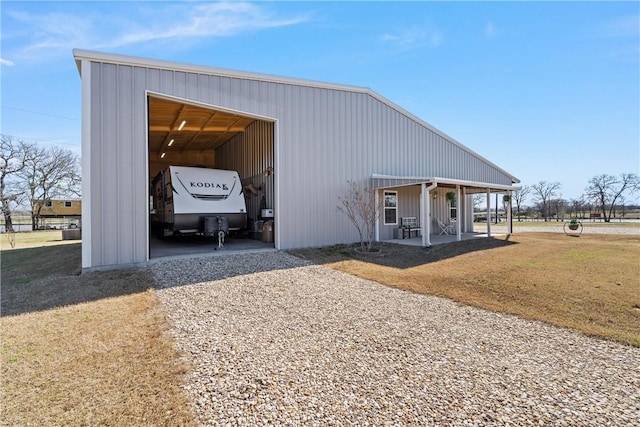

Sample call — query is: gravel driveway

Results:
[153,252,639,426]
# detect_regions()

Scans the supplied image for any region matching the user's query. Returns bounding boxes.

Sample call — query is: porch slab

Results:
[383,232,506,247]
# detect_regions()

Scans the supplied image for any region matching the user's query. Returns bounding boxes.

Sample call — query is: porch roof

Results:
[370,174,520,193]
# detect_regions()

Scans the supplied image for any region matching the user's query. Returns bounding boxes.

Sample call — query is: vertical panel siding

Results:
[89,63,103,264]
[133,67,148,261]
[215,121,275,225]
[86,58,515,266]
[117,65,134,263]
[100,63,118,265]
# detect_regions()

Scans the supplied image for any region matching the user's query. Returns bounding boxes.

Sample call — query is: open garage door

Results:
[147,94,276,260]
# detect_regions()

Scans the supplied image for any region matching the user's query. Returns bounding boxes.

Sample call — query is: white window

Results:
[64,201,72,208]
[384,191,398,225]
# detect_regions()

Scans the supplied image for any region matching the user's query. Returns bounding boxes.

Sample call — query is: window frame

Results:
[64,201,72,208]
[383,191,398,225]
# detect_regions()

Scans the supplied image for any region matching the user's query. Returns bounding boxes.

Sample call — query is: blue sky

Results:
[1,1,638,204]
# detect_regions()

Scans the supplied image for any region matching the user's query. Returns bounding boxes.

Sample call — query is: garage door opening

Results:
[147,94,276,260]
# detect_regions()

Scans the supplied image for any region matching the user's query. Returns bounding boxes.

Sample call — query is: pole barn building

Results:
[73,49,519,270]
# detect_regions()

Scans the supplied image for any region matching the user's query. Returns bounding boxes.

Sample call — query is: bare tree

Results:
[568,198,581,219]
[585,173,640,222]
[550,197,568,221]
[472,193,484,217]
[512,185,530,221]
[19,146,80,229]
[337,181,381,252]
[1,135,37,232]
[531,181,561,221]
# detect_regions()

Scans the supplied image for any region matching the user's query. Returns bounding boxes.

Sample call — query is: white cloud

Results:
[600,15,639,38]
[109,2,309,47]
[0,58,15,66]
[4,2,310,61]
[381,25,442,49]
[485,21,496,38]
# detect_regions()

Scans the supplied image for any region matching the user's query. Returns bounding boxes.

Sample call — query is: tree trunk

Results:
[2,204,14,233]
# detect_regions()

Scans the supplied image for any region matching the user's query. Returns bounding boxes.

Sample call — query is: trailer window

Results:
[384,191,397,225]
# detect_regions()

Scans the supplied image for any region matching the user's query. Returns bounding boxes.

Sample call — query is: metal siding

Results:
[380,185,421,240]
[133,67,148,263]
[147,68,161,92]
[117,65,134,264]
[215,120,275,226]
[89,63,103,265]
[85,58,515,266]
[100,63,118,265]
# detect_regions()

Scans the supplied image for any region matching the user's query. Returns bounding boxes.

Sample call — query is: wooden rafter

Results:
[202,116,246,152]
[156,104,186,154]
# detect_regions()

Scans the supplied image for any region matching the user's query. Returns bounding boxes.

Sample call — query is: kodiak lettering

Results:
[190,182,228,190]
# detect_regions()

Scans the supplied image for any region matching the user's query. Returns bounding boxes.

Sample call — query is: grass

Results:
[1,236,197,426]
[291,232,640,347]
[1,229,81,250]
[2,228,638,424]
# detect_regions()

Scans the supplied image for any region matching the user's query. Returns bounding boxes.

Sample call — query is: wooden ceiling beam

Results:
[149,125,247,133]
[156,105,186,154]
[201,116,247,152]
[181,111,219,153]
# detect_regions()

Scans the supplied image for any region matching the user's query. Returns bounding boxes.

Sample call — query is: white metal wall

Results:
[79,52,516,267]
[216,120,275,225]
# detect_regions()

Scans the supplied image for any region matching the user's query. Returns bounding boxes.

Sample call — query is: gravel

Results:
[153,252,640,426]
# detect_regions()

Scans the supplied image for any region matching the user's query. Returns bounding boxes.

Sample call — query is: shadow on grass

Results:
[1,243,153,317]
[290,237,518,269]
[1,237,518,316]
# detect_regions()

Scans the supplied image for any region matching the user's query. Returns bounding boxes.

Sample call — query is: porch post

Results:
[462,187,468,233]
[422,183,432,247]
[456,184,462,241]
[486,188,492,237]
[507,190,513,235]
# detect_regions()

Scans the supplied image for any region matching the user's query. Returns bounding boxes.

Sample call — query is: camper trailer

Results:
[151,166,247,238]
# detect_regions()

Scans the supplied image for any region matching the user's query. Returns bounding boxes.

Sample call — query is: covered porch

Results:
[382,232,501,247]
[371,174,519,247]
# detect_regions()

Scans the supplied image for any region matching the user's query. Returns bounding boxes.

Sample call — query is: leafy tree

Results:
[337,181,381,252]
[0,135,37,232]
[585,173,640,222]
[531,181,561,221]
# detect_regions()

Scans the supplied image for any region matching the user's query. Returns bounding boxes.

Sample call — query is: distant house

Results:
[34,200,82,228]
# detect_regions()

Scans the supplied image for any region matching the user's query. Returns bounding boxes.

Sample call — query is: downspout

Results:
[422,182,438,247]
